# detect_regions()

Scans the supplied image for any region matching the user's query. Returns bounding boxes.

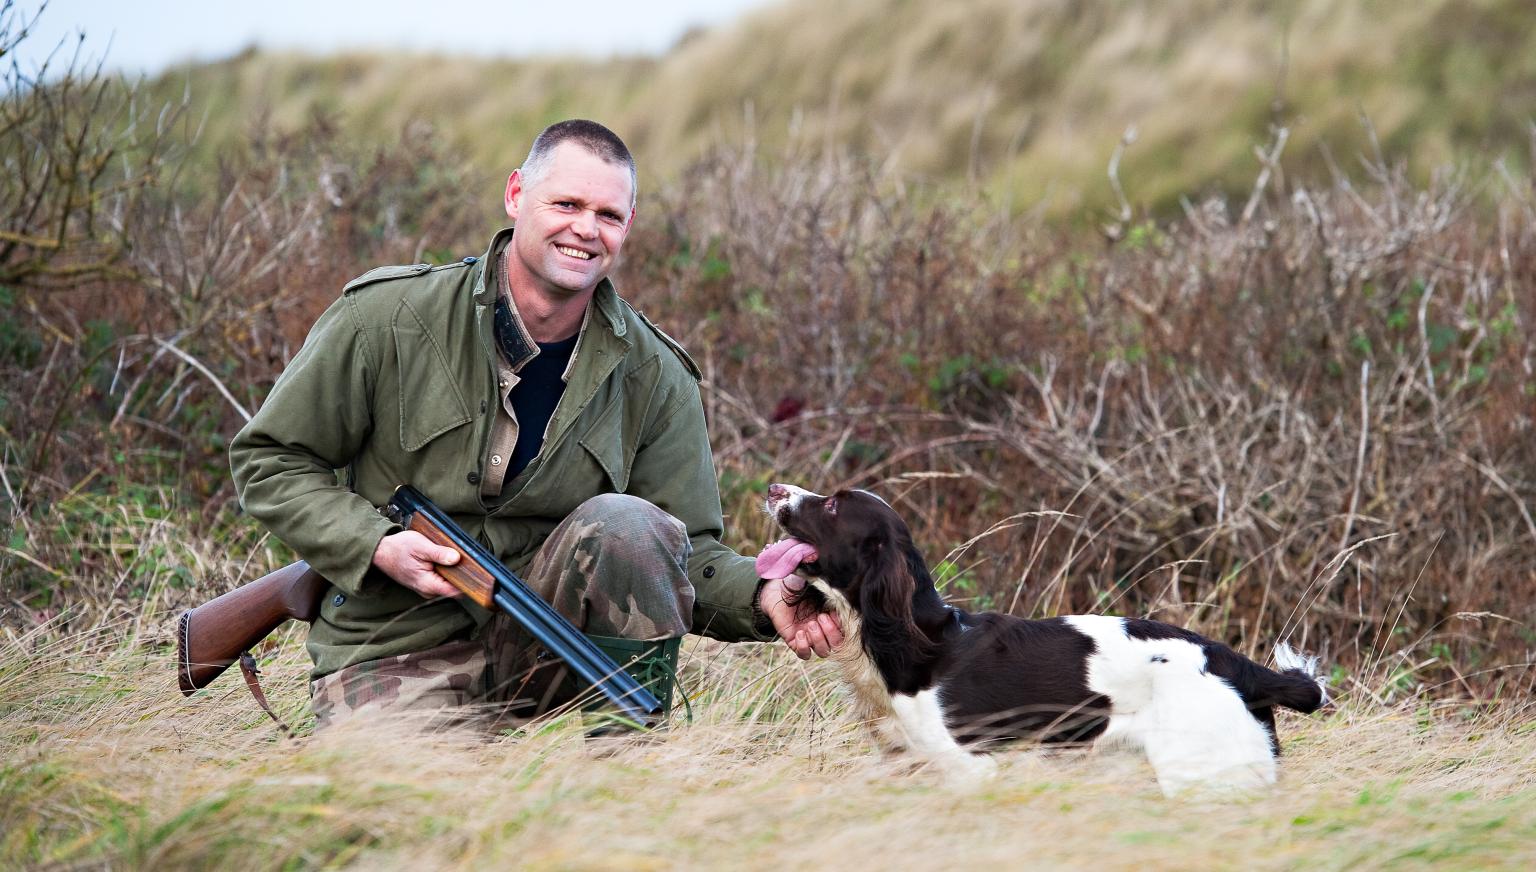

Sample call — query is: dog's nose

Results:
[767,483,788,501]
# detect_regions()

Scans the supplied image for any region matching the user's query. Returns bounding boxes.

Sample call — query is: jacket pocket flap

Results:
[578,402,631,492]
[393,302,472,451]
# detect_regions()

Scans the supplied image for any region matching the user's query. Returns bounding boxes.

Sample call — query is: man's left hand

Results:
[759,575,843,659]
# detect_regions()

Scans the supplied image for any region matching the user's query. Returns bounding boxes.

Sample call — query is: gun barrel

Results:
[386,485,663,725]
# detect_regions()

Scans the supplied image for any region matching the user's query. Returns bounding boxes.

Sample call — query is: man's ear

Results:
[504,170,524,222]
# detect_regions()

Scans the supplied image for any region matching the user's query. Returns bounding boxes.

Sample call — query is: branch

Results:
[153,337,252,423]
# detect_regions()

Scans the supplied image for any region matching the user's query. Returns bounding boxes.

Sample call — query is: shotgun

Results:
[177,485,664,726]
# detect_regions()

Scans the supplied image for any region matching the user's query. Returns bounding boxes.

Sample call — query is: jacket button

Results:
[467,471,481,485]
[332,593,346,607]
[490,455,502,466]
[702,566,715,578]
[463,256,478,264]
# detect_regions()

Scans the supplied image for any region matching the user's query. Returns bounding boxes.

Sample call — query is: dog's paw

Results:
[938,751,998,788]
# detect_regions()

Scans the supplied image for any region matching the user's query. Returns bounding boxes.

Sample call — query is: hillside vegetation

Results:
[3,3,1536,866]
[153,0,1536,215]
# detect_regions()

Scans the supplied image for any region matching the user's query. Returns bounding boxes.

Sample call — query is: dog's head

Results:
[764,484,930,636]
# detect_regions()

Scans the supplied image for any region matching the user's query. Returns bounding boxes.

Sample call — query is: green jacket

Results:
[230,228,770,678]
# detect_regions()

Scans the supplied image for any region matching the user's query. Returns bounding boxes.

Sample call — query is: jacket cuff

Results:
[688,546,779,643]
[748,578,777,638]
[304,509,399,596]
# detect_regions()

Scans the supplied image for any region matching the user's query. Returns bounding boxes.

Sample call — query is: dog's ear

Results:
[858,536,922,640]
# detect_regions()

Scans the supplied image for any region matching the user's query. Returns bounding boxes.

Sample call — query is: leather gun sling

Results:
[239,652,295,737]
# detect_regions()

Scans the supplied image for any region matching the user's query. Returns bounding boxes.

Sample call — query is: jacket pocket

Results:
[578,400,632,492]
[393,301,472,451]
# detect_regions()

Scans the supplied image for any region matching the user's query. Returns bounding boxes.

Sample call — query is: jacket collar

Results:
[475,226,629,349]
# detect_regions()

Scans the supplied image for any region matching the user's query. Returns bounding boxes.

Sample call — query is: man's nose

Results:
[768,484,787,501]
[571,209,597,238]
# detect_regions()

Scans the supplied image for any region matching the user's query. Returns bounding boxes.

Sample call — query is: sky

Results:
[8,0,776,75]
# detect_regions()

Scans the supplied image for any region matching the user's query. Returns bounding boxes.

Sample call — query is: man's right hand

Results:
[759,575,843,659]
[371,531,463,599]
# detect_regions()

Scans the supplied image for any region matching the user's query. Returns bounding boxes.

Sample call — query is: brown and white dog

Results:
[760,484,1329,794]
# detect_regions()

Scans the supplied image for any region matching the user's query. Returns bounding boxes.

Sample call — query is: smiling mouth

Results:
[555,244,594,260]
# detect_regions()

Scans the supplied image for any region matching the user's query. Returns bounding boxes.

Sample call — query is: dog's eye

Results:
[824,497,838,516]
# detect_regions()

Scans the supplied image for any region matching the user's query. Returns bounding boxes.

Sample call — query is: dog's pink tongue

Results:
[756,538,818,579]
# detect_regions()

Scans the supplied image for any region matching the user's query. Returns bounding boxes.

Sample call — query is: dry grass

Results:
[4,600,1536,870]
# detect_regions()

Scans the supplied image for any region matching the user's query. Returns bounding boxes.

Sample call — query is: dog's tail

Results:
[1205,640,1329,714]
[1263,642,1330,713]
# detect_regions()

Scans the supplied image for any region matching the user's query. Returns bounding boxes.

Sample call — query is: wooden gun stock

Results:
[176,561,327,695]
[393,514,498,609]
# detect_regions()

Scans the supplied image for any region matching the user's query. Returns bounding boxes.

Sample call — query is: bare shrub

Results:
[0,5,485,620]
[622,140,1535,701]
[0,2,179,291]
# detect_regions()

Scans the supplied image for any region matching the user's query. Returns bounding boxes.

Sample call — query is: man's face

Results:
[503,142,635,300]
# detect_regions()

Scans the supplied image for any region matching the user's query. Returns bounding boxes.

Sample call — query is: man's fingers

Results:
[760,575,843,659]
[407,536,459,567]
[427,571,462,598]
[816,612,844,649]
[416,570,461,599]
[763,576,840,658]
[373,532,463,598]
[781,616,830,658]
[790,630,811,660]
[801,619,832,657]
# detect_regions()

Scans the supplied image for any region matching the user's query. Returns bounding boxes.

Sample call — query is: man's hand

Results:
[372,530,462,599]
[759,575,843,659]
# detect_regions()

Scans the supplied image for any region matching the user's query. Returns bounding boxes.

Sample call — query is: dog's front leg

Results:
[865,713,909,752]
[890,690,997,786]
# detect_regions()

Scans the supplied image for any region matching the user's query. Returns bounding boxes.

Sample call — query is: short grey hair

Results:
[519,119,637,211]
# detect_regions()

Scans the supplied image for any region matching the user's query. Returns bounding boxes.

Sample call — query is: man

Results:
[230,120,839,728]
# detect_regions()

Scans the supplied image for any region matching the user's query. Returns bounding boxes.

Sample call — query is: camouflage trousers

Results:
[310,493,694,731]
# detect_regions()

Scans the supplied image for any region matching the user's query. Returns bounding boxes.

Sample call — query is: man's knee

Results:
[564,495,691,580]
[550,494,694,638]
[568,494,687,549]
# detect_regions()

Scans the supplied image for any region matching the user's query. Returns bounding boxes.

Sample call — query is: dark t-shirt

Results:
[507,333,578,477]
